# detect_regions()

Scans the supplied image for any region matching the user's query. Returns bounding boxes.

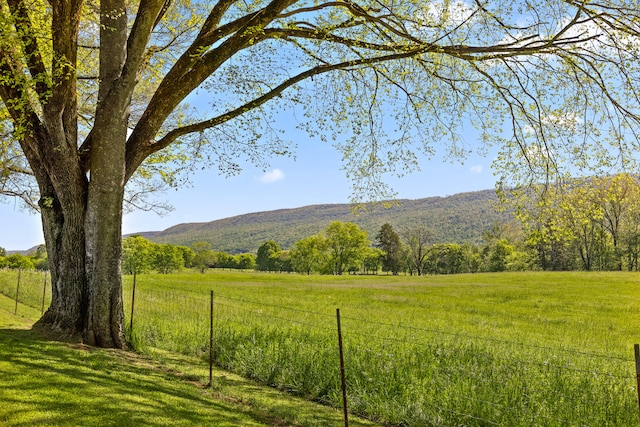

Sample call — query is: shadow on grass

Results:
[0,328,377,426]
[0,327,270,426]
[128,347,378,427]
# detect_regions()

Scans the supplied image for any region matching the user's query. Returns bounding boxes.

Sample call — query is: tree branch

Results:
[6,0,51,103]
[150,48,430,152]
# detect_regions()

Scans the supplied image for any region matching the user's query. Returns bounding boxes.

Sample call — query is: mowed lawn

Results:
[0,290,377,427]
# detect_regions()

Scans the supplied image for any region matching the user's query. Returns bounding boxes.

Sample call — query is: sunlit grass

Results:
[0,269,50,316]
[124,270,640,426]
[0,289,378,427]
[3,269,639,425]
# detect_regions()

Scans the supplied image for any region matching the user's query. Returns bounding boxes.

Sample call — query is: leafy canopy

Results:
[1,0,640,208]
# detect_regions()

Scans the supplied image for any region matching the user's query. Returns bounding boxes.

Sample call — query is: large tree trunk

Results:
[35,182,87,338]
[33,146,127,348]
[83,128,128,348]
[35,169,128,348]
[31,95,128,348]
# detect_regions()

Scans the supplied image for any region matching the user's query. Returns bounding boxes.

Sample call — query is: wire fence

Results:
[0,269,50,316]
[1,271,638,426]
[123,279,639,427]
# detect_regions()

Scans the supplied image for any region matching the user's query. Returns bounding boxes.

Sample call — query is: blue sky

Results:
[0,136,497,251]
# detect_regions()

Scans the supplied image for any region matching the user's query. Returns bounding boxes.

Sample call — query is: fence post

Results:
[14,269,21,315]
[209,290,214,387]
[41,271,48,315]
[635,344,640,412]
[129,270,137,337]
[336,308,349,427]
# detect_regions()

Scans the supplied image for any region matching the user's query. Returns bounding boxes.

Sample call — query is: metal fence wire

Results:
[1,272,638,426]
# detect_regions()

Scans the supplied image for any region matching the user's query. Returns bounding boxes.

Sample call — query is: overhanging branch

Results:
[151,48,428,152]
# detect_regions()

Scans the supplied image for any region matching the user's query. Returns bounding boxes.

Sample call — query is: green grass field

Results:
[2,269,640,426]
[0,273,376,427]
[123,270,640,426]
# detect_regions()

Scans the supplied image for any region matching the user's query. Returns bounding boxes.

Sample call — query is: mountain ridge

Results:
[142,189,513,253]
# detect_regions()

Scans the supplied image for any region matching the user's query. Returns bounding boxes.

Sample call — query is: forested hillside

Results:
[142,190,513,253]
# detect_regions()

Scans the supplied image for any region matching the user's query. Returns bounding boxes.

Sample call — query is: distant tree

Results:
[362,247,383,274]
[375,223,402,275]
[424,243,466,275]
[151,244,185,274]
[291,235,328,275]
[505,250,535,272]
[481,239,514,272]
[592,174,639,270]
[234,253,256,270]
[326,222,369,275]
[274,250,293,273]
[402,226,431,276]
[213,251,233,269]
[6,254,35,270]
[0,247,5,257]
[505,184,577,271]
[122,236,153,275]
[34,244,47,258]
[192,242,215,273]
[31,245,49,271]
[460,243,481,274]
[561,183,610,271]
[256,241,282,272]
[176,246,196,269]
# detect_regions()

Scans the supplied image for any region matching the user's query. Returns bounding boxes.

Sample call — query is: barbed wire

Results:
[132,285,635,368]
[216,293,338,319]
[3,272,637,426]
[214,301,334,332]
[339,314,633,362]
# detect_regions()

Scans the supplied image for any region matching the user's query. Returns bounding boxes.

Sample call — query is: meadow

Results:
[3,269,640,426]
[0,271,376,427]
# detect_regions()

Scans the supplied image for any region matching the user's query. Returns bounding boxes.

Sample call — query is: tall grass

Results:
[0,269,50,315]
[121,271,640,426]
[1,269,636,425]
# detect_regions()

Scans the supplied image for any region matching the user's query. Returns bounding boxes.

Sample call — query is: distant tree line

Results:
[505,173,640,271]
[0,245,49,271]
[121,236,256,274]
[10,173,634,276]
[253,221,534,275]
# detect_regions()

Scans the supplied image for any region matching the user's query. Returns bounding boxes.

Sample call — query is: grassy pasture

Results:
[0,269,51,316]
[0,274,377,427]
[122,270,640,426]
[2,269,639,425]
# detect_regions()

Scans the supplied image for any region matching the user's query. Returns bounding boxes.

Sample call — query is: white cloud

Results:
[259,168,285,183]
[470,165,483,174]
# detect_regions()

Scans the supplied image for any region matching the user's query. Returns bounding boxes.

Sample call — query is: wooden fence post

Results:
[209,290,214,387]
[41,271,47,315]
[635,344,640,412]
[14,269,21,315]
[336,308,349,427]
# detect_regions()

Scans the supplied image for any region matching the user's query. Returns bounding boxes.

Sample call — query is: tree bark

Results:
[82,100,128,348]
[35,183,87,339]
